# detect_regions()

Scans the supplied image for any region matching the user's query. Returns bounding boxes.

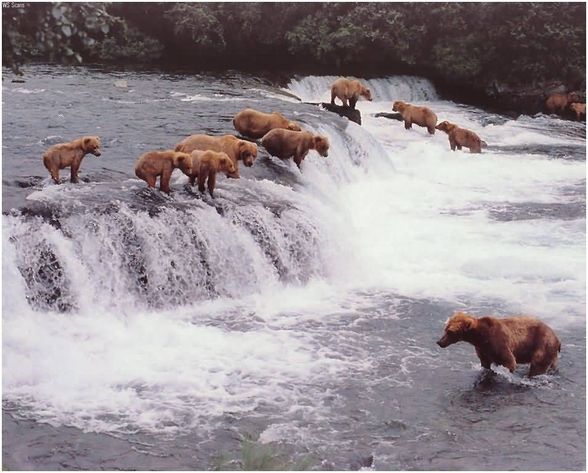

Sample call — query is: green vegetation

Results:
[2,2,162,72]
[3,3,585,104]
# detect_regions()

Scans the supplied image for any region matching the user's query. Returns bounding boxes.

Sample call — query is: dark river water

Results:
[2,65,586,470]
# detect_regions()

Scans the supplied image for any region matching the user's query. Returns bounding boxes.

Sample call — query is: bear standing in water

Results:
[261,129,329,170]
[545,92,580,115]
[570,102,586,120]
[134,150,192,193]
[42,135,102,184]
[233,108,302,139]
[330,78,373,109]
[435,121,487,153]
[186,150,236,197]
[392,100,438,134]
[437,311,561,377]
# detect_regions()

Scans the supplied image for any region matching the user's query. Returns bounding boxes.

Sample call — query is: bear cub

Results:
[43,135,102,184]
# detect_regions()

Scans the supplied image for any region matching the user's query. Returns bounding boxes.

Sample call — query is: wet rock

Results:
[304,102,362,125]
[374,112,403,121]
[350,453,374,470]
[320,103,362,125]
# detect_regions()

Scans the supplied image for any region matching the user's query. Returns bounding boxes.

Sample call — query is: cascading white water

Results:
[285,75,438,103]
[282,76,585,325]
[3,73,585,446]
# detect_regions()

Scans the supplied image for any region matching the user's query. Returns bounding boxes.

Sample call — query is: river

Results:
[2,65,585,470]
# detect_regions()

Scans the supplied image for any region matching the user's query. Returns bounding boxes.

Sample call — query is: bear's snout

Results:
[93,150,102,157]
[437,337,449,348]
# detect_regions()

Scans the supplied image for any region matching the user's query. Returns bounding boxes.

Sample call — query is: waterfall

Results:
[285,75,439,103]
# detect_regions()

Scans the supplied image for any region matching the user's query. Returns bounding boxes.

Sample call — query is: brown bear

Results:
[570,102,586,120]
[186,150,236,197]
[233,108,302,139]
[330,78,373,109]
[437,311,561,377]
[392,101,438,134]
[42,135,102,184]
[261,129,329,169]
[545,92,581,114]
[174,134,257,179]
[435,121,487,153]
[134,150,192,193]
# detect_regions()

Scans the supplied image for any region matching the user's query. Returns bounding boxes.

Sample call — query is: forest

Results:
[3,2,586,109]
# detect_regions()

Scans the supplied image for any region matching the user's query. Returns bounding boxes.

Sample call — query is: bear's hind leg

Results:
[529,349,555,377]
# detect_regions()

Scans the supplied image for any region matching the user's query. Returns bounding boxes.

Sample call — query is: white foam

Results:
[179,94,245,103]
[3,77,585,438]
[333,99,586,323]
[285,75,438,103]
[9,87,46,94]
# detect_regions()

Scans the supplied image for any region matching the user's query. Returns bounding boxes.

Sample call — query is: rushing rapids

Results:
[2,67,585,470]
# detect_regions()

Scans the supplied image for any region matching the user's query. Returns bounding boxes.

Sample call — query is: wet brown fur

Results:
[545,92,581,114]
[183,150,236,197]
[134,150,192,193]
[233,108,302,139]
[570,102,586,120]
[437,311,561,377]
[435,121,484,153]
[392,101,437,134]
[261,129,329,170]
[330,78,373,109]
[42,136,102,183]
[175,134,257,179]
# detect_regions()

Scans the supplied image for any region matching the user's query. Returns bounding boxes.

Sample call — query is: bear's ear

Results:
[238,141,251,158]
[82,137,92,150]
